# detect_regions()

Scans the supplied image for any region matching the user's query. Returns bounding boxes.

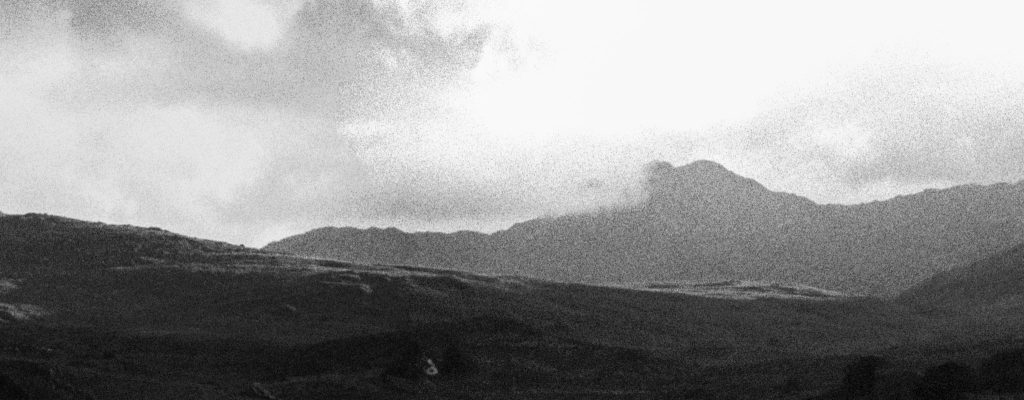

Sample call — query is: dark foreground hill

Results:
[899,242,1024,341]
[901,243,1024,307]
[0,212,255,268]
[266,160,1024,297]
[1,211,1004,399]
[7,212,1024,399]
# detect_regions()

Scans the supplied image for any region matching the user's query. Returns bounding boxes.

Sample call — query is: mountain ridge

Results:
[266,160,1024,297]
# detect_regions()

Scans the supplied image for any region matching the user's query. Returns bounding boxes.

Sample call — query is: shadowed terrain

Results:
[900,243,1024,341]
[3,212,1024,398]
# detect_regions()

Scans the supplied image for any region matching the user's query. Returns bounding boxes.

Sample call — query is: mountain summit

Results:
[641,160,816,220]
[266,160,1024,297]
[645,160,766,198]
[648,159,746,184]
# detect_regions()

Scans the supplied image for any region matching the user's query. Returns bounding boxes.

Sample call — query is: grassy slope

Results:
[898,243,1024,343]
[1,213,1022,399]
[0,256,928,399]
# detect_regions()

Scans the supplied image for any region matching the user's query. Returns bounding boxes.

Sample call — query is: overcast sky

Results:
[3,0,1024,246]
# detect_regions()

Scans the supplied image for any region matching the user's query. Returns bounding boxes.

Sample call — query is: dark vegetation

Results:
[980,349,1024,393]
[807,350,1024,399]
[916,361,976,399]
[841,356,886,396]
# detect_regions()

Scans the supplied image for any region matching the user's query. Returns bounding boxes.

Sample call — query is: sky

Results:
[2,0,1024,246]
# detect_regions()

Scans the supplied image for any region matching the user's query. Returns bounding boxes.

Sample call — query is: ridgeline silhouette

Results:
[266,160,1024,297]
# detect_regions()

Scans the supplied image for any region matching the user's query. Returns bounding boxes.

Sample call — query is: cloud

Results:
[0,0,497,244]
[4,0,1024,246]
[33,0,490,117]
[181,0,297,50]
[725,54,1024,204]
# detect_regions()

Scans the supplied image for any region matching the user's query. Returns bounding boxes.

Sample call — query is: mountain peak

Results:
[644,159,761,195]
[681,159,731,172]
[641,160,820,214]
[646,159,742,181]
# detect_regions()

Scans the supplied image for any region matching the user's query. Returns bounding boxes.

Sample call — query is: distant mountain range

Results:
[266,160,1024,297]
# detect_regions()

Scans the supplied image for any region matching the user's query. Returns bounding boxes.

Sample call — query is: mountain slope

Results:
[0,213,255,269]
[0,212,919,351]
[900,242,1024,308]
[897,242,1024,342]
[0,212,943,399]
[266,160,1024,297]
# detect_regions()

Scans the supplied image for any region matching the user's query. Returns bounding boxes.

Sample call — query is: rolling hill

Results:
[266,160,1024,297]
[0,211,952,399]
[0,212,255,269]
[901,242,1024,307]
[0,212,924,353]
[899,242,1024,342]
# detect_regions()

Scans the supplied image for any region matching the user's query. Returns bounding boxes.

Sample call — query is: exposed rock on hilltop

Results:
[267,160,1024,297]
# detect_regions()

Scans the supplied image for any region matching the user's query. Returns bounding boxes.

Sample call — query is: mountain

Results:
[0,211,941,399]
[266,160,1024,297]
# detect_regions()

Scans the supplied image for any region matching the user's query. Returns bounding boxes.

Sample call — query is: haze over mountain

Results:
[266,160,1024,297]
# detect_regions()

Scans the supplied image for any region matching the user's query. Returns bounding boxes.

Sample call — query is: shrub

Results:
[777,375,801,395]
[916,362,976,399]
[980,348,1024,393]
[437,342,478,379]
[842,355,886,396]
[383,336,426,379]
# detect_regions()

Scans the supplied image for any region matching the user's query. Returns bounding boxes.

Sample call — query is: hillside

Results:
[0,212,919,352]
[900,243,1024,316]
[0,213,255,269]
[266,160,1024,297]
[0,212,951,399]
